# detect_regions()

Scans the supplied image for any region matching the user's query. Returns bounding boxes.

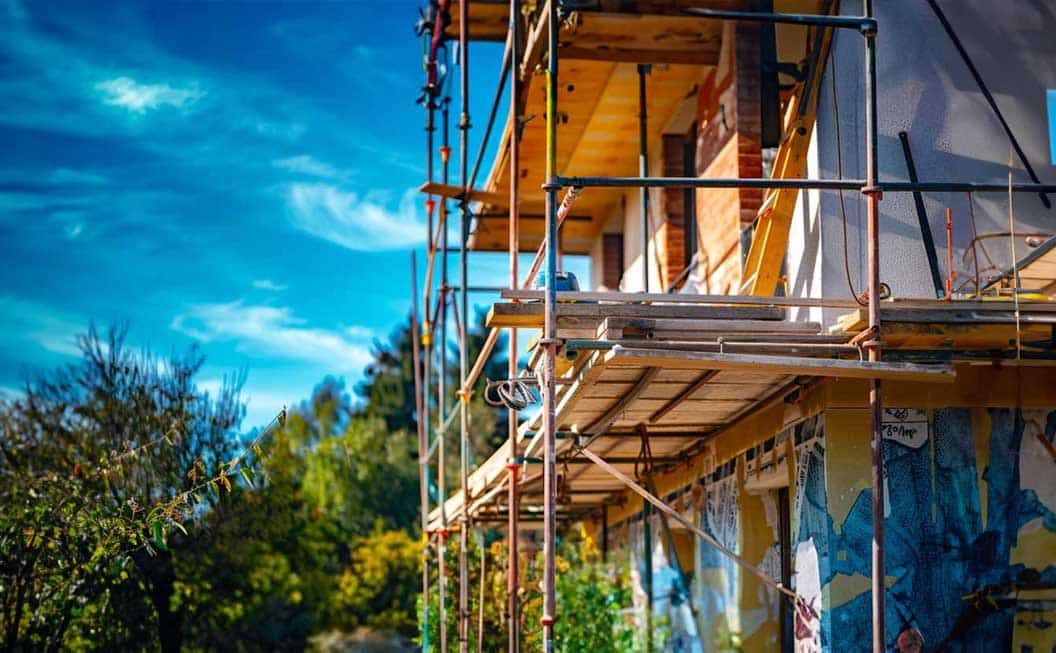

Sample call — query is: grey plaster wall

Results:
[788,0,1056,326]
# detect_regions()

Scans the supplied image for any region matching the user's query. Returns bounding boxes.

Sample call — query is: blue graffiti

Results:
[825,408,1056,653]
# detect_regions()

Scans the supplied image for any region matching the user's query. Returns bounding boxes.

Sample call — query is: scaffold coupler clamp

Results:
[861,185,883,200]
[859,17,879,37]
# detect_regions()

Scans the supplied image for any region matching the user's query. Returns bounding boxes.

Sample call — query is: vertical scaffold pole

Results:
[861,3,885,652]
[421,35,436,650]
[457,0,472,650]
[506,1,521,652]
[438,71,452,653]
[411,252,430,653]
[541,1,559,650]
[643,502,654,651]
[638,63,651,293]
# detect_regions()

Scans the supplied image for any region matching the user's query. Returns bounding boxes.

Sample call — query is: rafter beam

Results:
[584,367,659,435]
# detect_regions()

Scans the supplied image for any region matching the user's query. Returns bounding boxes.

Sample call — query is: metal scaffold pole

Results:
[637,63,650,293]
[411,251,430,653]
[541,1,559,650]
[438,57,452,653]
[506,1,521,652]
[861,3,886,652]
[457,0,471,649]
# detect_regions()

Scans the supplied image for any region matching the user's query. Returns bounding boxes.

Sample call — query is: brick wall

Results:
[688,21,763,294]
[659,134,688,289]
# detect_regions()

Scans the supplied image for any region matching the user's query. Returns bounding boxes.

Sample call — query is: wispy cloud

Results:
[95,76,204,113]
[48,168,107,186]
[0,384,25,400]
[273,155,353,181]
[285,183,423,251]
[252,279,288,292]
[0,294,85,357]
[171,301,374,372]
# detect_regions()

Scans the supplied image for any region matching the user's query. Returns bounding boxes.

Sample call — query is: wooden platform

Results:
[428,296,1056,531]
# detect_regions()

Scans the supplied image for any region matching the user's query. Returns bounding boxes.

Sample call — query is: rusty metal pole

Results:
[861,4,886,653]
[638,63,651,293]
[438,66,452,653]
[457,0,472,649]
[411,252,431,653]
[541,1,559,650]
[506,1,521,652]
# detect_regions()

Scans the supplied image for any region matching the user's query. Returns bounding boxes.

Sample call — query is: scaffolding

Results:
[410,2,1056,652]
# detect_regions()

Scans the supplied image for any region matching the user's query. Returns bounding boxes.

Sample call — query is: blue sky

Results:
[0,0,586,427]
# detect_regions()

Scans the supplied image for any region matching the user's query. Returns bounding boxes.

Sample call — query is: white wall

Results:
[787,0,1056,327]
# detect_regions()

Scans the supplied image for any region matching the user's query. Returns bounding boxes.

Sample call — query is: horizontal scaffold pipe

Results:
[555,176,864,190]
[553,176,1056,195]
[878,181,1056,194]
[683,8,876,31]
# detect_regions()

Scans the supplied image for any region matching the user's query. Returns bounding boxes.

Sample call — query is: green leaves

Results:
[151,520,167,550]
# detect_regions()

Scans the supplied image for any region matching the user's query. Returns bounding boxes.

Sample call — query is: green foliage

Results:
[1,321,431,651]
[418,532,507,652]
[328,524,421,633]
[418,530,636,653]
[522,532,637,653]
[0,326,256,651]
[176,381,423,651]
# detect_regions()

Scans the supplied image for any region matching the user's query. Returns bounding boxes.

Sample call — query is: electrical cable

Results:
[484,378,535,410]
[830,40,868,307]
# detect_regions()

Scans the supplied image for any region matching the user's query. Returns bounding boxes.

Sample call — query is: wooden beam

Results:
[648,370,719,424]
[605,347,957,383]
[419,181,508,207]
[560,45,719,65]
[520,0,550,79]
[741,9,834,296]
[503,288,854,307]
[599,317,821,340]
[836,307,1056,331]
[486,302,784,329]
[502,289,1056,312]
[585,367,659,434]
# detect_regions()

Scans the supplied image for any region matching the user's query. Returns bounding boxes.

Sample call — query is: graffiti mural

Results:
[682,407,1055,652]
[823,408,1056,653]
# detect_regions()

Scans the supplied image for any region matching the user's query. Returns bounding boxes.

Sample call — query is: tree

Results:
[0,326,261,651]
[356,319,420,435]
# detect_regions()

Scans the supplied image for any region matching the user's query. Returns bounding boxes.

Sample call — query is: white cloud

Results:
[64,222,84,239]
[285,183,424,251]
[0,294,84,357]
[252,279,287,292]
[0,384,25,400]
[171,301,373,372]
[48,168,107,185]
[344,325,373,339]
[272,155,353,181]
[95,76,204,113]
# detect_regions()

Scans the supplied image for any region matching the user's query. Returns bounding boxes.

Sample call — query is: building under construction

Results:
[408,1,1056,651]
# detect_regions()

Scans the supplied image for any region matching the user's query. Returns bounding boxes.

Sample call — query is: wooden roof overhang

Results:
[433,1,829,255]
[456,4,743,254]
[424,297,1056,531]
[445,1,754,45]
